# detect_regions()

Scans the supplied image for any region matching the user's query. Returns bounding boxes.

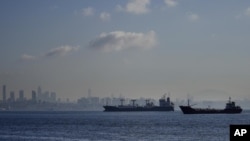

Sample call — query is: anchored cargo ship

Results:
[179,97,242,114]
[103,94,174,112]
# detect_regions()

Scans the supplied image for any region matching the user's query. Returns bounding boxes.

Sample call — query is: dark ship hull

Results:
[179,106,242,114]
[103,106,174,112]
[103,95,174,112]
[179,97,242,114]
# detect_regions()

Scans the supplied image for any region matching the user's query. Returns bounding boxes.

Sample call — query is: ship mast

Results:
[120,99,124,106]
[145,99,150,105]
[131,99,136,107]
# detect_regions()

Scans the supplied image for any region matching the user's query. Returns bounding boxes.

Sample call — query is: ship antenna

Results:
[120,98,124,106]
[131,99,136,107]
[187,93,190,106]
[163,93,167,99]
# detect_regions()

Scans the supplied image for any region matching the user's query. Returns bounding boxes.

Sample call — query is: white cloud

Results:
[187,13,199,22]
[20,45,79,61]
[116,5,123,12]
[82,7,95,16]
[20,54,36,61]
[100,12,111,21]
[245,7,250,16]
[44,45,79,57]
[117,0,151,15]
[235,7,250,19]
[89,30,157,52]
[164,0,178,7]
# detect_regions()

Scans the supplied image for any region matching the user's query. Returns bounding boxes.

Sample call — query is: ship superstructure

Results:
[103,94,174,112]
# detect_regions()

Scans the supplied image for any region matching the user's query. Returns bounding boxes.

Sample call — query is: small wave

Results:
[0,135,90,141]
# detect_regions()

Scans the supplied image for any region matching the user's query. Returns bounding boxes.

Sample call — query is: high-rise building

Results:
[2,85,6,102]
[19,90,24,101]
[32,90,36,102]
[10,91,15,102]
[37,86,42,101]
[44,91,49,102]
[50,92,56,102]
[90,97,99,105]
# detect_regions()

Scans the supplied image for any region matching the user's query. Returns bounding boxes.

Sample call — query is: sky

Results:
[0,0,250,102]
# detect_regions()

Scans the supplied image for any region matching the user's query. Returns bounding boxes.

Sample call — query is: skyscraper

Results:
[2,85,6,102]
[37,86,42,101]
[10,91,15,102]
[50,92,56,102]
[32,90,36,102]
[19,90,24,101]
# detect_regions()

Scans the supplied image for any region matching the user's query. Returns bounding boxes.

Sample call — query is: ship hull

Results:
[103,106,174,112]
[179,106,242,114]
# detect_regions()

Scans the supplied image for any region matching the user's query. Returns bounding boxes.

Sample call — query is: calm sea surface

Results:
[0,110,249,141]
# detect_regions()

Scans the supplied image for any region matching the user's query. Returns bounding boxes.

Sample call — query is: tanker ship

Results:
[179,97,242,114]
[103,94,174,112]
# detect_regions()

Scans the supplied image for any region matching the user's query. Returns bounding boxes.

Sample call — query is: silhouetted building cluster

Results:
[36,86,57,103]
[0,85,161,111]
[0,85,60,111]
[1,85,57,104]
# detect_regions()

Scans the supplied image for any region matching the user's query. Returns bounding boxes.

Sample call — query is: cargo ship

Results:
[179,97,242,114]
[103,95,174,112]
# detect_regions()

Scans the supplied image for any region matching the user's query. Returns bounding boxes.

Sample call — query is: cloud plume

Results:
[187,13,199,22]
[82,7,95,16]
[20,54,36,61]
[89,30,157,52]
[44,45,79,57]
[116,0,150,15]
[20,45,79,61]
[164,0,178,7]
[100,12,111,21]
[245,7,250,16]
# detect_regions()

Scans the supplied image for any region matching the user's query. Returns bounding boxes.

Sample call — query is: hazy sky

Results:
[1,0,250,101]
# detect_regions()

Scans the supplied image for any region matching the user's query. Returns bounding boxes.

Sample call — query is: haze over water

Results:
[1,0,250,103]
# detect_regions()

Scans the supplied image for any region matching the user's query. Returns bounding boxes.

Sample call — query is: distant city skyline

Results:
[1,0,250,101]
[1,85,58,102]
[1,84,250,110]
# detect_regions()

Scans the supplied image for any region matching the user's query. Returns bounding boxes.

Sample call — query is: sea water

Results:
[0,111,249,141]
